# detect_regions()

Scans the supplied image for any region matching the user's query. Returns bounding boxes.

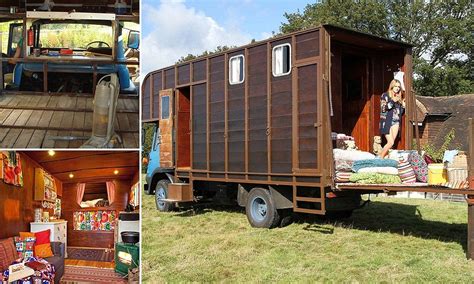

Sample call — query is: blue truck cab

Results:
[9,11,139,94]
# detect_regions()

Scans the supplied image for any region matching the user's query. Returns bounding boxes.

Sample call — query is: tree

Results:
[176,45,235,64]
[280,1,473,97]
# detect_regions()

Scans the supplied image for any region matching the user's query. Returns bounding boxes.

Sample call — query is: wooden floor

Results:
[64,259,115,269]
[0,93,139,148]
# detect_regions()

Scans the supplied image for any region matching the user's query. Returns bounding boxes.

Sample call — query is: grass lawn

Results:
[142,191,474,282]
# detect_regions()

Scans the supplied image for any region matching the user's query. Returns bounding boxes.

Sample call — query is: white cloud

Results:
[141,1,252,75]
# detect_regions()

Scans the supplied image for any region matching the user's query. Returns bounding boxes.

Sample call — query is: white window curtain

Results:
[76,183,86,206]
[274,46,283,75]
[106,181,116,205]
[230,57,241,83]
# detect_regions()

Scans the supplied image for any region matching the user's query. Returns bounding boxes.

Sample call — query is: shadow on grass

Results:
[297,200,467,252]
[173,203,245,217]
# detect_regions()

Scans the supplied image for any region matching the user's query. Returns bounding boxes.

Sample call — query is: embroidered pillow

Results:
[408,152,428,182]
[398,160,416,183]
[13,237,36,259]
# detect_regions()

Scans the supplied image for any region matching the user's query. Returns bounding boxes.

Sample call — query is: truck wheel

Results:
[246,187,280,228]
[155,179,174,212]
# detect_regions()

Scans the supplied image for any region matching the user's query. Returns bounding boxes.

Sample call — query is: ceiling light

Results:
[114,170,119,175]
[69,173,74,178]
[48,150,55,156]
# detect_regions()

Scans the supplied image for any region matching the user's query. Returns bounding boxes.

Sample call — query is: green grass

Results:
[142,191,474,282]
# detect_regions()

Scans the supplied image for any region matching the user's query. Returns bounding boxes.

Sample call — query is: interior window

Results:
[161,96,170,119]
[229,55,244,84]
[272,44,291,76]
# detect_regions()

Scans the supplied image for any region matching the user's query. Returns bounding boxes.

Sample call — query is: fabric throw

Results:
[398,160,417,183]
[352,159,399,172]
[333,149,375,162]
[0,238,17,271]
[13,237,35,259]
[335,171,353,183]
[349,173,402,184]
[357,167,399,175]
[441,180,469,189]
[408,152,428,182]
[334,159,354,172]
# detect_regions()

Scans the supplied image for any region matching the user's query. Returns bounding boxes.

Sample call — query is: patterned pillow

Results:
[0,238,17,271]
[13,237,36,259]
[398,160,417,183]
[408,152,428,182]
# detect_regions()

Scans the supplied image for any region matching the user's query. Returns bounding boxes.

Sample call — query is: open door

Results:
[159,89,174,168]
[176,87,191,169]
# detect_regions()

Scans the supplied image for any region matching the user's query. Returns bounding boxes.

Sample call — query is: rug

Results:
[60,265,127,283]
[67,248,114,262]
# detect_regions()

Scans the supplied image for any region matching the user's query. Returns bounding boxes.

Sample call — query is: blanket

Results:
[349,172,402,184]
[333,149,375,162]
[357,167,399,175]
[352,159,398,172]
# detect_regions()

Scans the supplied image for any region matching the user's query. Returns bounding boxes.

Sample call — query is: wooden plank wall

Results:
[0,153,61,239]
[62,179,132,248]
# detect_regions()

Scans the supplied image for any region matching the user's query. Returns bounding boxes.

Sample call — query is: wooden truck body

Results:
[142,25,473,230]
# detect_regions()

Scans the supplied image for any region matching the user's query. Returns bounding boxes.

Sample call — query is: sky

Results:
[141,0,311,75]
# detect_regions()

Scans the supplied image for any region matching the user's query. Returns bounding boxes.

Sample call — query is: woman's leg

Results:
[379,124,399,158]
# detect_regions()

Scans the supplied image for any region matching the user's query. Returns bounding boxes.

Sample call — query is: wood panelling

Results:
[192,84,207,169]
[142,74,151,120]
[62,179,131,248]
[177,87,191,168]
[0,153,60,239]
[209,55,226,172]
[159,89,174,168]
[178,64,191,85]
[152,72,162,119]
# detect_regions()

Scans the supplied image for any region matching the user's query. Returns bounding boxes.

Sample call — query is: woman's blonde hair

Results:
[387,79,402,99]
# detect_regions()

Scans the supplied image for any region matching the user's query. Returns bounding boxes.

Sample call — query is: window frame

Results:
[272,43,292,77]
[228,54,245,85]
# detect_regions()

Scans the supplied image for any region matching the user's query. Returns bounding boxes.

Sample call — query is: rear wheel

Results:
[155,179,174,212]
[246,187,280,228]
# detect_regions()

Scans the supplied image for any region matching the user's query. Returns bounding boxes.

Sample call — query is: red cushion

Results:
[0,238,17,271]
[34,229,51,245]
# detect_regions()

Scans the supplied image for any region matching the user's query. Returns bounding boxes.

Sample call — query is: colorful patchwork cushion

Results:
[408,152,428,182]
[0,238,17,271]
[398,160,417,183]
[13,237,36,259]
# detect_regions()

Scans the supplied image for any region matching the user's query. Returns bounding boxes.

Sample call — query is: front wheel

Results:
[155,179,174,212]
[245,187,280,228]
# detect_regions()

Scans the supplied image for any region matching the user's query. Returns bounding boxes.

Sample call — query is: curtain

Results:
[274,46,283,75]
[76,183,86,206]
[106,181,116,205]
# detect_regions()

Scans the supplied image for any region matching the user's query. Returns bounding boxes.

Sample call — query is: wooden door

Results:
[159,89,174,168]
[342,55,370,151]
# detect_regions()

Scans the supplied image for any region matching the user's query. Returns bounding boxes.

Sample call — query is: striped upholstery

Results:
[0,238,18,271]
[335,171,353,183]
[398,160,417,184]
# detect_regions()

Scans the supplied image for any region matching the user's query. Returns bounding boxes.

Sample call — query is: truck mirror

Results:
[127,31,139,49]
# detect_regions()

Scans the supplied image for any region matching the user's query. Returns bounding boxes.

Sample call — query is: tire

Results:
[155,179,174,212]
[245,187,280,228]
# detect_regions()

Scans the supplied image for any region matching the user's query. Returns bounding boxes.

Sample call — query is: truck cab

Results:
[5,11,139,94]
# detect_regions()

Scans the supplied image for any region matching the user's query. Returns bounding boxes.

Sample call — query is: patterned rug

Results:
[67,248,114,262]
[60,265,127,283]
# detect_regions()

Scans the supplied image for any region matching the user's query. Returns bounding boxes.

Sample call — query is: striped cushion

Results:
[335,171,352,182]
[398,160,416,183]
[0,238,18,271]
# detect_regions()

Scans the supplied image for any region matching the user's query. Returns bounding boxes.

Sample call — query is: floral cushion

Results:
[13,237,36,259]
[408,152,428,182]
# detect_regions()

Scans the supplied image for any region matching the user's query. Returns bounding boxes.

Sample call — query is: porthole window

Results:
[161,96,170,119]
[272,43,291,76]
[229,55,244,84]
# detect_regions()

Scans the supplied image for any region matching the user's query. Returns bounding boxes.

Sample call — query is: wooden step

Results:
[293,207,325,214]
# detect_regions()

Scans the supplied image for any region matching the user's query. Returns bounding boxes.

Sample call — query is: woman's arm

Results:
[381,93,395,113]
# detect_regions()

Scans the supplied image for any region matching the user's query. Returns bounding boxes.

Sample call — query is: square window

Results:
[229,55,244,84]
[161,95,170,119]
[272,44,291,76]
